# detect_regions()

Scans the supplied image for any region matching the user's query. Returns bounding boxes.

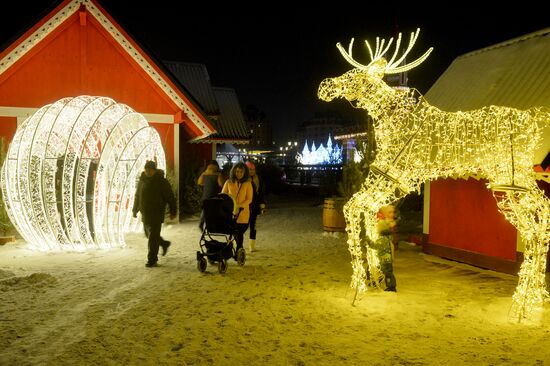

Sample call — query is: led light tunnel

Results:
[0,96,166,251]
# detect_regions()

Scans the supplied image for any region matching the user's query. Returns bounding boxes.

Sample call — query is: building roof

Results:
[164,61,219,116]
[212,87,250,143]
[164,61,249,144]
[425,27,550,164]
[0,0,215,139]
[426,28,550,111]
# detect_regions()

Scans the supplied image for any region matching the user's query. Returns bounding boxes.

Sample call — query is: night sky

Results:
[1,1,549,143]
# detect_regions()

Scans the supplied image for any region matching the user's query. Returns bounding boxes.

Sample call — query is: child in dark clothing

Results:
[375,205,397,291]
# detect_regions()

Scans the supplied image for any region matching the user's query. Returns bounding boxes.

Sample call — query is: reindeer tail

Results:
[530,106,550,132]
[541,107,550,129]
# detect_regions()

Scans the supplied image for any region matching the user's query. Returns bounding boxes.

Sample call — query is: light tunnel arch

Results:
[0,96,166,251]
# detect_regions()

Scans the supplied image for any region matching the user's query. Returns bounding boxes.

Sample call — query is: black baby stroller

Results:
[196,193,246,273]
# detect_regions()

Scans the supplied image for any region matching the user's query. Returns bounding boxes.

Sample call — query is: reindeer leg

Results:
[344,167,408,300]
[494,187,550,322]
[344,189,370,304]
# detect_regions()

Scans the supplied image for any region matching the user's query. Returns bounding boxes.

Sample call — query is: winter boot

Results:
[249,239,256,252]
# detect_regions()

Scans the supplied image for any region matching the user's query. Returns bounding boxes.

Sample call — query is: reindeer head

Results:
[318,28,433,104]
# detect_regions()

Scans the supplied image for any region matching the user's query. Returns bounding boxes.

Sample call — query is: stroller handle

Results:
[233,206,243,220]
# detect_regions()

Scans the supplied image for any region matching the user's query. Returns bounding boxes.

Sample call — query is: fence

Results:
[280,164,342,196]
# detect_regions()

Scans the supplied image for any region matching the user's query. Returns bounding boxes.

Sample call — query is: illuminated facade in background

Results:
[297,135,343,165]
[318,28,550,321]
[0,96,165,251]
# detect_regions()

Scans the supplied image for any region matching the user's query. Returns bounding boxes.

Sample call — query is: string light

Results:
[0,96,166,251]
[318,28,550,321]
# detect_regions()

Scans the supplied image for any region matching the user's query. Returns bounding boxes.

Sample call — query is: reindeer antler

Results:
[336,28,433,74]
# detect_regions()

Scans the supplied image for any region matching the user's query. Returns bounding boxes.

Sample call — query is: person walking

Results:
[221,162,253,255]
[197,160,223,230]
[245,161,266,252]
[132,160,177,267]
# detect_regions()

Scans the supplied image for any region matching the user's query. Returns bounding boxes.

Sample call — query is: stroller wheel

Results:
[236,248,246,266]
[197,257,207,272]
[218,259,228,274]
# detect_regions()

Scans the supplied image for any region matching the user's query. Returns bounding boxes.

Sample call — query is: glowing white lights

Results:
[319,28,550,321]
[0,96,166,251]
[297,135,343,165]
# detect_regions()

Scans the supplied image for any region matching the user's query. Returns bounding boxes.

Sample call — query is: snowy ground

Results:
[1,192,550,365]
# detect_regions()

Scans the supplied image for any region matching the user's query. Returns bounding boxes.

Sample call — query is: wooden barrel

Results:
[323,197,346,232]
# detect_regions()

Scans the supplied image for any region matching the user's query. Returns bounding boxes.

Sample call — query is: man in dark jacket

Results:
[132,160,177,267]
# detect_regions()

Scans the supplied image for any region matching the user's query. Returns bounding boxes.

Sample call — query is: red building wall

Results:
[429,178,517,261]
[0,117,17,142]
[0,10,186,165]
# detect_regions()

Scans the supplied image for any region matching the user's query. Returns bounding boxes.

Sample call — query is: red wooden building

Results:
[422,28,550,274]
[0,0,217,215]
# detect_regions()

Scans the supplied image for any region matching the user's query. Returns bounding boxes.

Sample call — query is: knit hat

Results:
[144,160,157,170]
[245,161,255,170]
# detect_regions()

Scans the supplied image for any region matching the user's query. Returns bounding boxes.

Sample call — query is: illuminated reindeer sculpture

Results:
[318,28,550,321]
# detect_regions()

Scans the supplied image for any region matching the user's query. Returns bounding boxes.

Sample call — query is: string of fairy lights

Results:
[318,28,550,321]
[0,96,165,251]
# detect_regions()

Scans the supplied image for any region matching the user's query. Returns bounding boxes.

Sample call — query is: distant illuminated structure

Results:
[0,96,165,251]
[318,28,550,322]
[297,135,343,165]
